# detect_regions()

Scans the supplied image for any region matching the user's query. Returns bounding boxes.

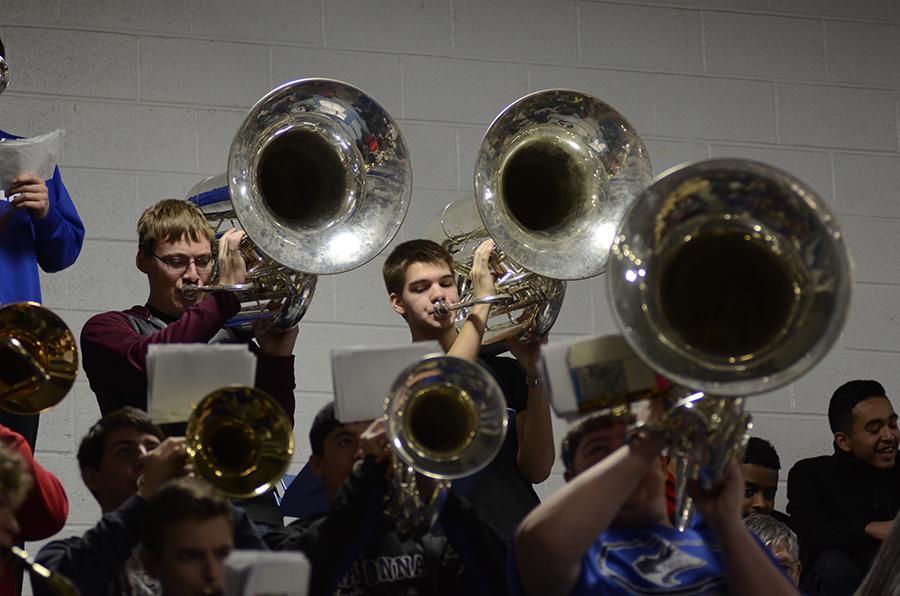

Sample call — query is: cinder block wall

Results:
[3,1,899,588]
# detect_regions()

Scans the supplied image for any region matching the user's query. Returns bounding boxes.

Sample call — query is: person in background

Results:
[741,436,791,525]
[745,513,802,586]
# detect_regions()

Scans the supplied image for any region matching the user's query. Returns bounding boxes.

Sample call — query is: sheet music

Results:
[0,129,64,191]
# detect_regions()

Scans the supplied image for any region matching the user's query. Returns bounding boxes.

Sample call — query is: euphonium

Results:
[185,386,294,499]
[607,158,852,529]
[384,355,508,537]
[185,78,412,332]
[0,302,77,414]
[431,89,652,344]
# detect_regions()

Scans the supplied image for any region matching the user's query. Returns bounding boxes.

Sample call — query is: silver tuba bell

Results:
[607,158,852,529]
[186,78,412,332]
[384,355,508,537]
[431,89,653,345]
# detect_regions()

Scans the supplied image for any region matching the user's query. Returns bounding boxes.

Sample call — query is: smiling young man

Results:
[79,199,297,424]
[787,380,900,596]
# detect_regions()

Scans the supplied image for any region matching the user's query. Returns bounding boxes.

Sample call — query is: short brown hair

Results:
[0,443,32,511]
[78,407,165,473]
[560,413,628,474]
[137,199,215,254]
[382,239,454,295]
[142,477,234,557]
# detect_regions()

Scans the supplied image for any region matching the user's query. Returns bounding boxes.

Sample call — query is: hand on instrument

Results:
[686,458,743,531]
[470,239,496,300]
[217,229,247,287]
[137,437,193,499]
[357,418,391,464]
[7,173,49,220]
[254,302,300,357]
[507,334,547,377]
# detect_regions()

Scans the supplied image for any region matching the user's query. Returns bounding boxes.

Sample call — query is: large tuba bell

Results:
[0,302,77,414]
[607,158,852,529]
[185,386,294,499]
[185,78,412,332]
[432,89,652,344]
[384,355,508,537]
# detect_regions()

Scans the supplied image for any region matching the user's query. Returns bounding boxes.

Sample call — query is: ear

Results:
[81,466,101,497]
[834,432,852,453]
[308,454,325,478]
[389,292,406,317]
[136,249,149,274]
[563,470,573,482]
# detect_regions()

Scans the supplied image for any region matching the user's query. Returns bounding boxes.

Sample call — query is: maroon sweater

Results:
[80,291,296,421]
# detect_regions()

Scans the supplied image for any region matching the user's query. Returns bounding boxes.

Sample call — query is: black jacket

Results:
[787,447,900,566]
[34,494,267,596]
[265,457,508,596]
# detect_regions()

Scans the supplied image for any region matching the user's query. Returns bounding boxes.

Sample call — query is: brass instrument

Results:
[0,302,77,414]
[5,546,79,595]
[607,158,852,529]
[384,355,508,537]
[186,386,294,499]
[0,50,8,96]
[432,89,652,344]
[185,78,412,332]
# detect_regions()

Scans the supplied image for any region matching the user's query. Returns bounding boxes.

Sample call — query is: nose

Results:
[750,492,768,512]
[182,260,201,284]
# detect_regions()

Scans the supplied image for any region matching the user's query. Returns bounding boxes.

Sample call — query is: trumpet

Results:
[384,355,508,537]
[185,386,294,499]
[0,302,77,414]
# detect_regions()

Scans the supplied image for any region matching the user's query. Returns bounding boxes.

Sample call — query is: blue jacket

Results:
[0,129,84,304]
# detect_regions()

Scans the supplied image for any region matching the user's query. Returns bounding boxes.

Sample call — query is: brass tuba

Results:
[185,78,412,332]
[384,355,508,537]
[0,302,77,414]
[607,158,852,529]
[432,89,652,344]
[185,386,294,499]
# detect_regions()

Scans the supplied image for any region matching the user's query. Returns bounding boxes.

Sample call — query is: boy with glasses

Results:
[80,198,297,424]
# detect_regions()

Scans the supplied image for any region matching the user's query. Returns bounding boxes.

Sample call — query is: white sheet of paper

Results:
[332,342,442,423]
[225,550,310,596]
[147,343,256,424]
[0,129,64,191]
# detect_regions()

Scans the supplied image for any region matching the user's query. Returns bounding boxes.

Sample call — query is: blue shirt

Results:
[0,129,84,304]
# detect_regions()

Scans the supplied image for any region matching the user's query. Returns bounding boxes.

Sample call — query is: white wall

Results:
[3,0,900,588]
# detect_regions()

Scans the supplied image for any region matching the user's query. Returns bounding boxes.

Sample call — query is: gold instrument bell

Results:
[185,386,294,499]
[0,302,78,414]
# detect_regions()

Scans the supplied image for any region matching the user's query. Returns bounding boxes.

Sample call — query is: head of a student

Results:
[78,407,165,513]
[741,437,780,517]
[136,199,216,318]
[0,443,30,552]
[561,412,667,525]
[142,478,234,596]
[308,403,370,504]
[744,514,801,585]
[383,239,458,340]
[829,380,899,471]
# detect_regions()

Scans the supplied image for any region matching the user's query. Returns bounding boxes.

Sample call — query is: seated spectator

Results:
[742,437,791,525]
[0,423,68,594]
[265,402,507,596]
[34,408,264,596]
[745,514,801,586]
[141,477,239,596]
[514,390,798,595]
[787,380,900,596]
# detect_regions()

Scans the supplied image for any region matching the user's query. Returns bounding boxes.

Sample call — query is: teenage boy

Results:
[141,477,241,596]
[0,33,85,454]
[265,402,507,596]
[382,239,554,544]
[787,380,900,596]
[34,408,264,596]
[513,398,798,595]
[79,198,297,422]
[742,437,791,525]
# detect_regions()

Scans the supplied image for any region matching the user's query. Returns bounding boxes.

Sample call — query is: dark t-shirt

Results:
[458,354,540,546]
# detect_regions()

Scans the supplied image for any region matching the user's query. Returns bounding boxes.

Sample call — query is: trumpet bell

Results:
[186,386,294,498]
[386,356,507,479]
[608,159,852,396]
[475,89,652,280]
[0,302,77,414]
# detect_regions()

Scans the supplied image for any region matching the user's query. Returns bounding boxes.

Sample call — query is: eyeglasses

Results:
[151,252,215,273]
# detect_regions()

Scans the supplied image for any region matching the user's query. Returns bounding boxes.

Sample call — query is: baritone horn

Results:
[431,89,652,344]
[185,78,412,332]
[384,355,508,537]
[186,386,294,499]
[0,302,77,414]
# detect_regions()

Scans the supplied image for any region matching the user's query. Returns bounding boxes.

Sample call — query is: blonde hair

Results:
[137,199,214,254]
